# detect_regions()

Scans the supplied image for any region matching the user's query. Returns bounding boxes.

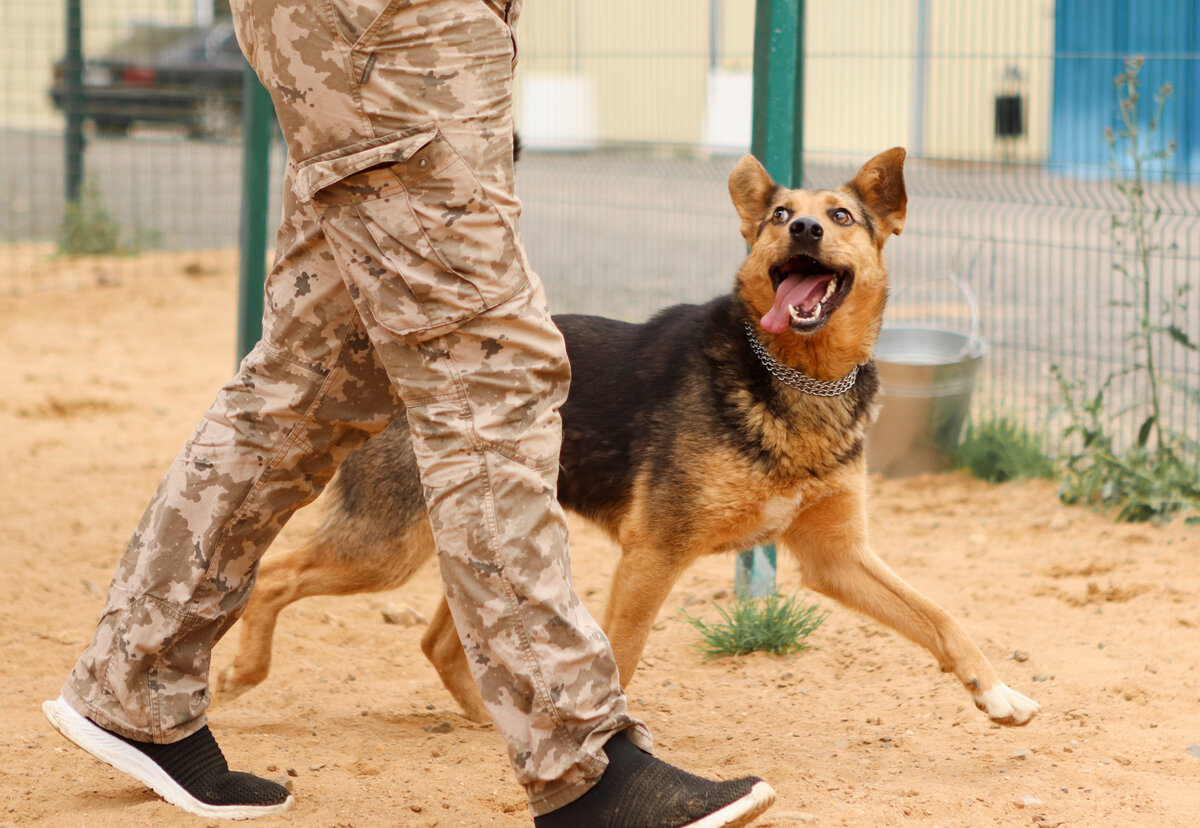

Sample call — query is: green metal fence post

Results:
[751,0,804,187]
[237,63,275,363]
[63,0,85,205]
[735,0,805,599]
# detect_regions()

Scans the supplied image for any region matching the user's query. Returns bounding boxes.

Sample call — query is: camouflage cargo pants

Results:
[61,0,649,813]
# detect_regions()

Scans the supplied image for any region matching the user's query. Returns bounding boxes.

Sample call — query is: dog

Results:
[217,148,1038,728]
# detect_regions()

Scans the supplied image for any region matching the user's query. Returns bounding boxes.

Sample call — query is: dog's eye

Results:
[830,208,854,226]
[771,206,791,224]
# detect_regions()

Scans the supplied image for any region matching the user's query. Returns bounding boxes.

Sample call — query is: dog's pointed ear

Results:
[729,154,778,245]
[846,147,907,239]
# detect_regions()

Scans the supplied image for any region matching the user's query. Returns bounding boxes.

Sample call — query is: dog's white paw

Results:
[974,683,1039,726]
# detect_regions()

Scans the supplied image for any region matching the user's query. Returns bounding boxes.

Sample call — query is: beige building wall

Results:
[516,0,739,148]
[2,1,197,130]
[802,0,917,161]
[922,0,1055,163]
[516,0,1054,163]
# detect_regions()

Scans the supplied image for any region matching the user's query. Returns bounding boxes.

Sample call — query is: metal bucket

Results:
[866,278,986,478]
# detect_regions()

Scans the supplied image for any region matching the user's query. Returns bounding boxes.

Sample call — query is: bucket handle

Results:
[890,251,982,358]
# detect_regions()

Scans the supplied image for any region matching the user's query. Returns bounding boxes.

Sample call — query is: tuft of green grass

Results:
[956,415,1056,484]
[59,181,122,255]
[682,593,827,659]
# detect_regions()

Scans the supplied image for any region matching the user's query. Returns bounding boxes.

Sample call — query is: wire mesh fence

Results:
[2,1,1197,458]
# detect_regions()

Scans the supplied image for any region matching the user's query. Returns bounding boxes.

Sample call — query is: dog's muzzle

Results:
[762,253,854,334]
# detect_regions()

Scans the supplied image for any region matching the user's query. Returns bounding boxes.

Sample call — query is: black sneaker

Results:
[535,731,774,828]
[43,696,293,819]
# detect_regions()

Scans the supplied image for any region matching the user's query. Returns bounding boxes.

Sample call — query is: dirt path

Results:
[2,254,1197,826]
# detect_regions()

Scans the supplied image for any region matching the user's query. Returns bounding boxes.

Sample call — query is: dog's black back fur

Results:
[555,302,716,526]
[326,294,879,550]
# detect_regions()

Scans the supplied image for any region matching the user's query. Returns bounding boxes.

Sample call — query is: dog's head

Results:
[729,148,906,369]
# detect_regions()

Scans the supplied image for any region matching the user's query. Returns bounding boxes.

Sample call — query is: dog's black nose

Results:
[790,216,824,242]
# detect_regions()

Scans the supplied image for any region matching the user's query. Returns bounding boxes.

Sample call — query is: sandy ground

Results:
[2,253,1198,827]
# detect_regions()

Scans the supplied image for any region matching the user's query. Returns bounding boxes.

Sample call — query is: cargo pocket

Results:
[312,128,530,337]
[292,123,440,203]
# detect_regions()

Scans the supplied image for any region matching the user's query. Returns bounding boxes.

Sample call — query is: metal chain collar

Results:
[744,323,860,397]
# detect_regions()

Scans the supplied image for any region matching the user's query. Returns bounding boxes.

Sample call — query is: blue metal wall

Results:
[1051,0,1199,178]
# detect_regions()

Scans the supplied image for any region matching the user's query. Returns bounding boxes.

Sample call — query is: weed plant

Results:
[1051,56,1200,524]
[956,415,1055,484]
[682,593,827,659]
[59,181,122,255]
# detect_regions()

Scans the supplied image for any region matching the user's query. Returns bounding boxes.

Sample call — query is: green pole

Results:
[736,0,805,599]
[63,0,85,204]
[237,62,275,363]
[750,0,804,188]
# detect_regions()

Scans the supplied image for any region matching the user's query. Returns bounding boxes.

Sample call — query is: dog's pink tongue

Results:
[761,274,832,333]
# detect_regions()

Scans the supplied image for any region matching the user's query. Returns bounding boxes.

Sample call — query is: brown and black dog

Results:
[218,148,1038,727]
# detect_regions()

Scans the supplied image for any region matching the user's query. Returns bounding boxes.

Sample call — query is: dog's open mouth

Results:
[761,255,854,334]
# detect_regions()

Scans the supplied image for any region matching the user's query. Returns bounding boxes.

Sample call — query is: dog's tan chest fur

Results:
[690,447,847,555]
[759,490,805,532]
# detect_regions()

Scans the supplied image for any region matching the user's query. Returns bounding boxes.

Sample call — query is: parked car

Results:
[50,23,246,139]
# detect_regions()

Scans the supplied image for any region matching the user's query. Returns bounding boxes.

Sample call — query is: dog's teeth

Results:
[823,278,838,301]
[789,302,821,322]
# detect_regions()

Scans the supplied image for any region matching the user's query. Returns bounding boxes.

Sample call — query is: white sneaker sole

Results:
[43,697,293,820]
[685,780,776,828]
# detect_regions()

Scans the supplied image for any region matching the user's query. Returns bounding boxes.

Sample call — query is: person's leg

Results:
[336,255,648,809]
[58,175,397,739]
[293,1,773,821]
[46,166,400,817]
[283,0,640,808]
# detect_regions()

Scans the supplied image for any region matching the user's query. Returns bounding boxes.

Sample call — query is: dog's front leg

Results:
[782,483,1038,726]
[602,542,688,688]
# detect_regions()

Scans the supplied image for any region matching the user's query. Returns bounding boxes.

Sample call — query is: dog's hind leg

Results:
[216,516,435,703]
[215,538,324,702]
[782,479,1038,726]
[420,597,490,723]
